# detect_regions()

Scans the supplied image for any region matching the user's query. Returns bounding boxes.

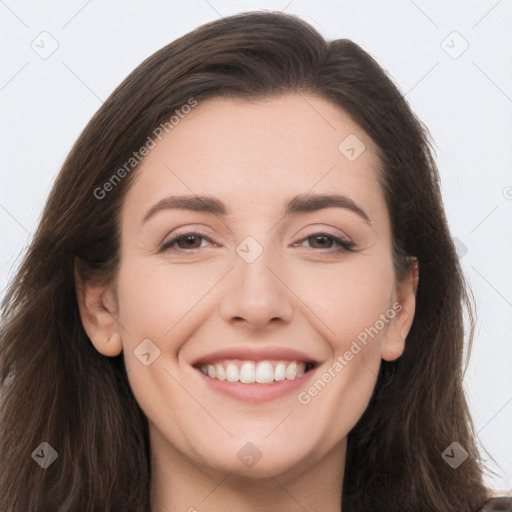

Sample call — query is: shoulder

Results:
[478,497,512,511]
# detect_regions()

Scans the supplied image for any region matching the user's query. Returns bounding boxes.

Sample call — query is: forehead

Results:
[123,93,387,228]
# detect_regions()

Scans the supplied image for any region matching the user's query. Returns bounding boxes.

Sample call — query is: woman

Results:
[0,10,509,512]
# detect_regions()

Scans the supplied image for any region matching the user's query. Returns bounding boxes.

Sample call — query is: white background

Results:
[1,0,511,493]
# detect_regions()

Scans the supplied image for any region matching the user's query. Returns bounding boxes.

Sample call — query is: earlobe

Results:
[101,332,123,357]
[74,262,123,357]
[381,336,406,362]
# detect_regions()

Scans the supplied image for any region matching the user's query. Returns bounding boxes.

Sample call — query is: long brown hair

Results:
[0,11,490,511]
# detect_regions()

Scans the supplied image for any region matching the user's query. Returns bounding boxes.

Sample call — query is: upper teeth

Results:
[199,360,307,384]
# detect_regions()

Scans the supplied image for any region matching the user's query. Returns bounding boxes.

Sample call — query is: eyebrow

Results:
[142,192,372,226]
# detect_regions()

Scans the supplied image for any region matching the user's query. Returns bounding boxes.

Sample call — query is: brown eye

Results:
[160,233,213,252]
[176,235,203,249]
[307,234,335,249]
[296,232,355,253]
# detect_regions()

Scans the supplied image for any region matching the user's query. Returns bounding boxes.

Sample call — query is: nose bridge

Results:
[219,233,294,328]
[237,235,278,292]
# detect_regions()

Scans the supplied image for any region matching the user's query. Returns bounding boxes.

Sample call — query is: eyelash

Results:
[159,231,355,254]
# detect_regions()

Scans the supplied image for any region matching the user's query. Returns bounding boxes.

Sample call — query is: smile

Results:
[198,360,316,384]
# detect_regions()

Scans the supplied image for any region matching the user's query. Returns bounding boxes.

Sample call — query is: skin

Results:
[78,93,418,512]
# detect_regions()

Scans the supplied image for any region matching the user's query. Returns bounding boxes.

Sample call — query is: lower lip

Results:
[195,366,318,403]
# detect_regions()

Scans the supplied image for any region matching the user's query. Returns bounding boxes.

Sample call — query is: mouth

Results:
[195,359,317,384]
[191,347,320,402]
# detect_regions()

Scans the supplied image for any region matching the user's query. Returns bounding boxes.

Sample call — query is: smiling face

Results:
[79,93,416,484]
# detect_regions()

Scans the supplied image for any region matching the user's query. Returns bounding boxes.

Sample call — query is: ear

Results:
[381,257,419,362]
[74,259,123,357]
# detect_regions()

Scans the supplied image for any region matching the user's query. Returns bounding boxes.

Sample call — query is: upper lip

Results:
[191,346,320,366]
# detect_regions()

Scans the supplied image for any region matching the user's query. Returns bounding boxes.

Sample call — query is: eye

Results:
[294,232,355,253]
[160,232,215,252]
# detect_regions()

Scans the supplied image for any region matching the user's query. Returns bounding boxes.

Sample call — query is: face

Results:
[82,93,416,480]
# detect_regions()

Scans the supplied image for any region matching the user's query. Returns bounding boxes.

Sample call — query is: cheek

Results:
[291,258,394,417]
[276,256,394,413]
[114,259,214,446]
[115,257,220,339]
[290,257,395,352]
[115,256,229,386]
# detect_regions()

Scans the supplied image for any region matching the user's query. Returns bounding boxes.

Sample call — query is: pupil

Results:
[312,235,331,248]
[184,235,199,247]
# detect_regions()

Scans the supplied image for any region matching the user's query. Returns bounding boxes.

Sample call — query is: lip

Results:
[195,365,319,403]
[191,346,321,403]
[191,346,320,367]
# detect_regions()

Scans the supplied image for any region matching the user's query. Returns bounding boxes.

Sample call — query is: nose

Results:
[219,245,294,330]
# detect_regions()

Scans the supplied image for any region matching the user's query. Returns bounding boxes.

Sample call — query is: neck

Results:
[149,428,346,512]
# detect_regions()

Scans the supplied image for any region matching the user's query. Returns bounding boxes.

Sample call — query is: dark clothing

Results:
[479,497,512,511]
